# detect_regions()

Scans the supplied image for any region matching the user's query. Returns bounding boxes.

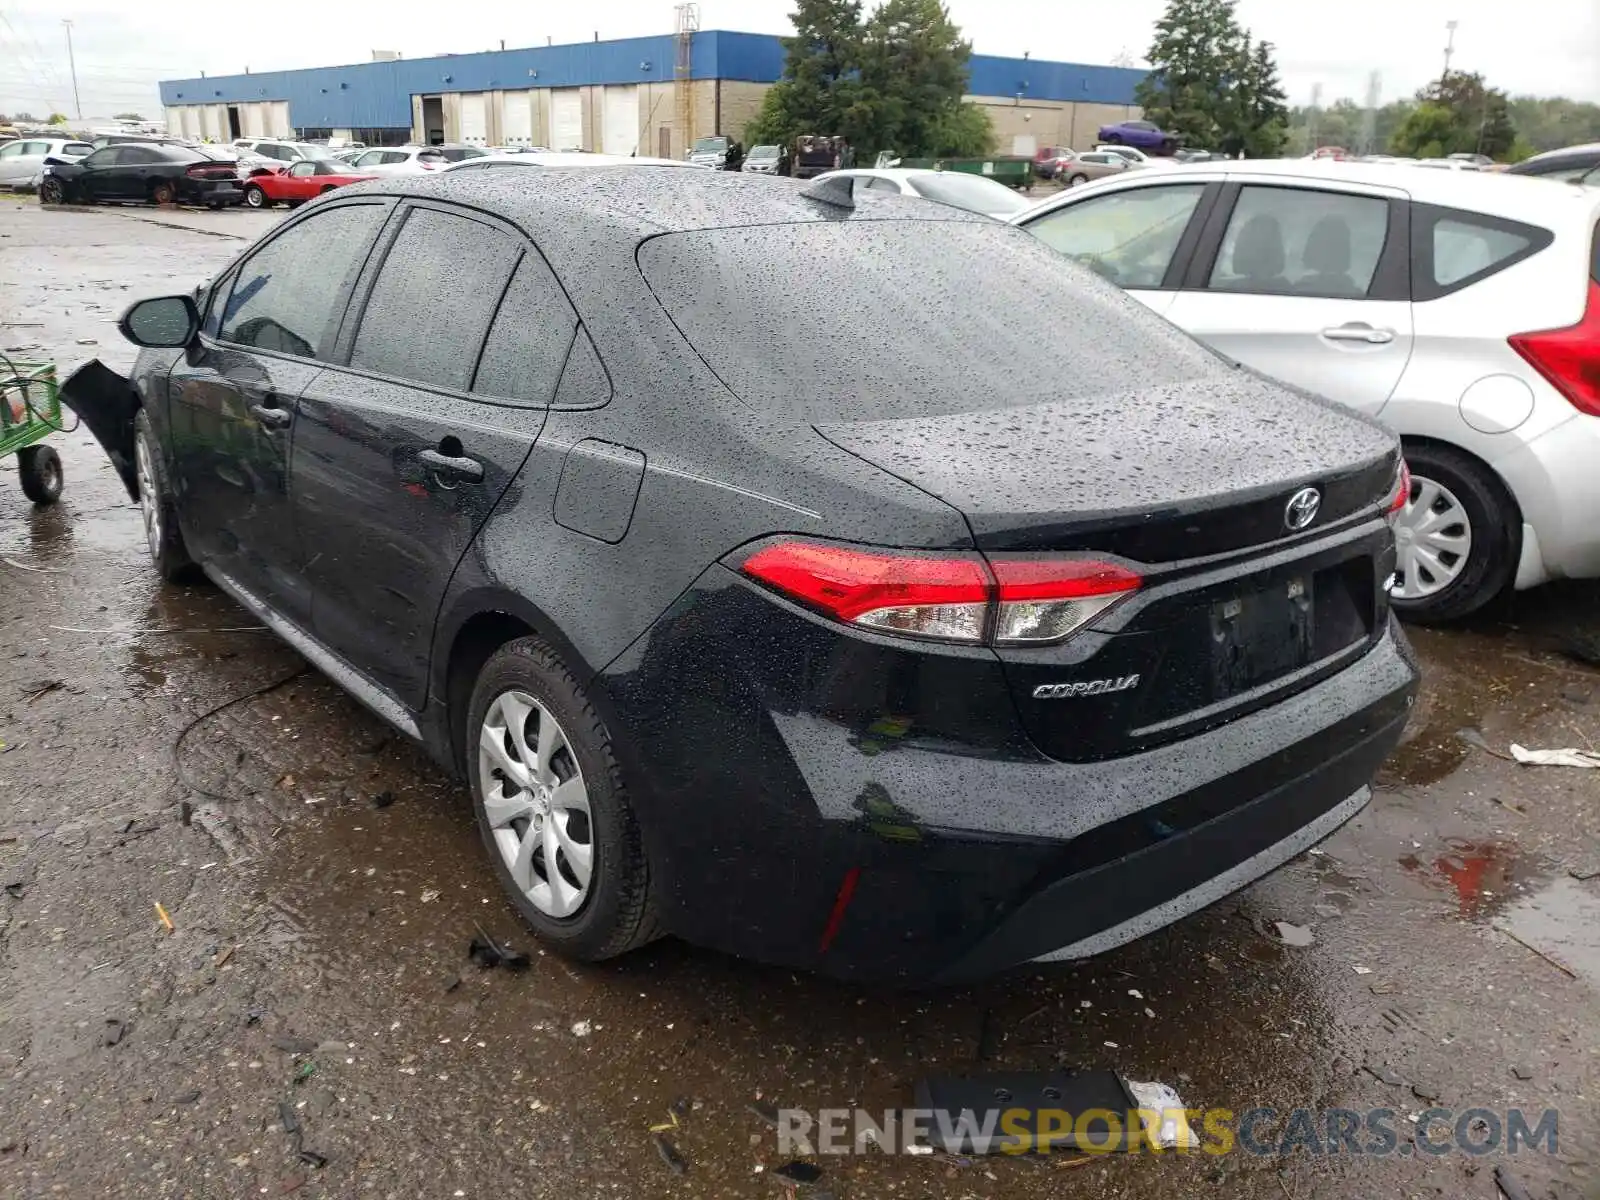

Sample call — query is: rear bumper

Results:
[1495,412,1600,584]
[598,568,1418,984]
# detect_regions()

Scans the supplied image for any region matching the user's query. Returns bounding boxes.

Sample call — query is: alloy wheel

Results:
[135,430,162,561]
[478,690,594,918]
[1392,473,1474,600]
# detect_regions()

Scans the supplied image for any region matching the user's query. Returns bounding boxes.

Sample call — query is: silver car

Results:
[1012,159,1600,621]
[0,136,93,190]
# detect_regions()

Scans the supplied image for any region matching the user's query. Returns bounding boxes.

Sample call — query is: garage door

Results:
[267,102,291,137]
[459,93,487,145]
[500,91,533,147]
[550,89,582,151]
[242,103,265,138]
[601,86,639,156]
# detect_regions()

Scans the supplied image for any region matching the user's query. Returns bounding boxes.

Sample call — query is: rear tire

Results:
[18,445,62,505]
[466,636,660,961]
[134,410,195,582]
[1067,173,1090,187]
[151,181,176,206]
[1391,442,1518,624]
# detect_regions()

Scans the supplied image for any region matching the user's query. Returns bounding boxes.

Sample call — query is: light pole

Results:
[1442,20,1458,78]
[62,19,82,119]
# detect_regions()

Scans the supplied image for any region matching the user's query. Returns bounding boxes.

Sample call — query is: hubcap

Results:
[1392,473,1473,600]
[478,691,594,918]
[247,189,262,207]
[135,432,161,560]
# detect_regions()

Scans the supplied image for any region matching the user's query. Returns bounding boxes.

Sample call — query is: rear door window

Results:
[1023,183,1207,289]
[1410,203,1552,299]
[471,252,578,405]
[218,202,388,358]
[349,206,521,390]
[1207,185,1389,298]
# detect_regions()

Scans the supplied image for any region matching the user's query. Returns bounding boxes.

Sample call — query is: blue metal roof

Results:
[159,31,1144,129]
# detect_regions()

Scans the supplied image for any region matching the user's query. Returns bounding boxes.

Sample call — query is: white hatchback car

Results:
[814,168,1030,220]
[345,146,449,177]
[0,136,94,189]
[1012,160,1600,621]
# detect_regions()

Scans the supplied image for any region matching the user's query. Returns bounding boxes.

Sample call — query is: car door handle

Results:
[1322,323,1395,344]
[417,448,485,483]
[249,401,291,428]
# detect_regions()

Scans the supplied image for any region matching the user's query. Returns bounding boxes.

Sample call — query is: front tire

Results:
[133,410,194,582]
[1391,442,1518,624]
[18,445,62,504]
[467,636,659,961]
[243,184,268,208]
[38,177,64,205]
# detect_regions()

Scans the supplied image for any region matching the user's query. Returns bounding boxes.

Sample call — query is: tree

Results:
[1239,39,1287,157]
[1136,0,1285,154]
[927,100,994,157]
[857,0,987,157]
[1418,71,1515,158]
[113,111,145,122]
[1136,0,1245,148]
[746,0,987,159]
[46,113,69,125]
[1388,102,1458,158]
[745,0,864,150]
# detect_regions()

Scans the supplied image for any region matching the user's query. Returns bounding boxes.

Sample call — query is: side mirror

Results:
[118,295,199,349]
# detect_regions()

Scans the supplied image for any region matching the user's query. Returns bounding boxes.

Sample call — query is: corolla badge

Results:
[1284,487,1322,531]
[1033,675,1141,700]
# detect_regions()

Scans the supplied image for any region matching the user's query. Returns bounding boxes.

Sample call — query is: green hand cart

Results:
[1,355,65,505]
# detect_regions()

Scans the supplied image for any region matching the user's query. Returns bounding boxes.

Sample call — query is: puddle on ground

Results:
[1398,838,1543,919]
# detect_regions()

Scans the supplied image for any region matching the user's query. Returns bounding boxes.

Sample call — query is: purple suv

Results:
[1097,119,1179,155]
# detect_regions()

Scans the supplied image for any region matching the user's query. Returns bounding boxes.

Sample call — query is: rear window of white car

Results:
[1411,204,1553,300]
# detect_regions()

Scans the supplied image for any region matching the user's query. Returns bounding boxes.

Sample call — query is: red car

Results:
[242,159,377,208]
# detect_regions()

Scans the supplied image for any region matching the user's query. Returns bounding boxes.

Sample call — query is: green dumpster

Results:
[898,155,1035,191]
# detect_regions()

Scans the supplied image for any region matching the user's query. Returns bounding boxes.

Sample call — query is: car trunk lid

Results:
[814,377,1399,762]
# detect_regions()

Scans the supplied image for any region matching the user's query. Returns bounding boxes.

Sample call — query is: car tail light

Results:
[989,559,1142,645]
[740,541,991,643]
[1508,280,1600,417]
[1385,459,1410,521]
[419,159,439,170]
[738,539,1141,646]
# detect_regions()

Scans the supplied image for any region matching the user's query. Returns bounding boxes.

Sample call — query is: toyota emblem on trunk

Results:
[1284,487,1322,531]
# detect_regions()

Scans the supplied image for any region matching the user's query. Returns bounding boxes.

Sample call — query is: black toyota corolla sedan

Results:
[65,167,1417,983]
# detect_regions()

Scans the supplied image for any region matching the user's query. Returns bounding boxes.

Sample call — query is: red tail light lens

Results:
[990,559,1142,644]
[1386,459,1410,521]
[1509,280,1600,417]
[740,542,991,642]
[738,540,1141,646]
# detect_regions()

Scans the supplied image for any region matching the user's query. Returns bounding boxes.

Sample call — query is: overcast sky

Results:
[1,0,1595,119]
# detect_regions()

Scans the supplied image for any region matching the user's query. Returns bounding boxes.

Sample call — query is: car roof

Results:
[445,151,689,171]
[1014,157,1600,228]
[350,165,988,240]
[1520,142,1600,163]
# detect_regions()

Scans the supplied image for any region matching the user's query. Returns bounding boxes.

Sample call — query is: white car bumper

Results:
[1497,411,1600,584]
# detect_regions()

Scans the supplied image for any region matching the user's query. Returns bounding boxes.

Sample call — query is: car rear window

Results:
[1592,222,1600,284]
[65,142,93,155]
[910,173,1028,215]
[638,220,1225,421]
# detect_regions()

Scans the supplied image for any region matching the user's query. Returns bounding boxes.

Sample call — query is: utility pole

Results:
[1442,20,1458,78]
[62,18,81,119]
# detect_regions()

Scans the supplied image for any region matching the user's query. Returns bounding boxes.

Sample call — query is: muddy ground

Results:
[0,200,1597,1200]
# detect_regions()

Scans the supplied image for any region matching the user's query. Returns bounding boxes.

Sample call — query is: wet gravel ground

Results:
[1,200,1597,1199]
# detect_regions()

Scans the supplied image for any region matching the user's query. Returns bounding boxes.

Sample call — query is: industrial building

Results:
[158,28,1145,158]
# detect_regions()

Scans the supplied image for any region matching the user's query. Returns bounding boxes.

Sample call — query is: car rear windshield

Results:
[910,173,1028,214]
[639,220,1224,421]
